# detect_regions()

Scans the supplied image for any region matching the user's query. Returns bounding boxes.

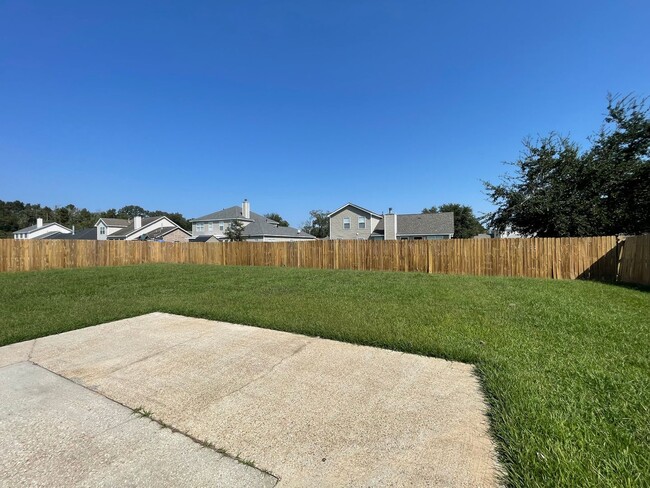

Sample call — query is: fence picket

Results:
[1,235,646,284]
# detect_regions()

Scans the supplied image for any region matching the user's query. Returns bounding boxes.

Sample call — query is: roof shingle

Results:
[373,212,454,236]
[191,206,316,240]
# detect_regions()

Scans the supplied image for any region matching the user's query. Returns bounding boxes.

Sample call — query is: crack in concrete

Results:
[89,415,138,440]
[57,329,219,379]
[211,341,312,406]
[27,339,37,361]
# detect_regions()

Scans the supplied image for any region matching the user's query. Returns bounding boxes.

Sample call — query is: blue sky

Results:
[1,1,648,227]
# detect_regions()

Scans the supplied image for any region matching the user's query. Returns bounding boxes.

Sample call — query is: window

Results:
[196,223,204,232]
[358,217,366,229]
[99,226,106,235]
[208,223,213,232]
[343,217,350,229]
[219,222,224,231]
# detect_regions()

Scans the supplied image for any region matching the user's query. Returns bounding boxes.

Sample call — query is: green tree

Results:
[423,203,484,238]
[264,213,289,227]
[587,95,650,235]
[75,208,98,229]
[302,210,329,238]
[483,94,650,237]
[117,205,148,219]
[224,219,246,241]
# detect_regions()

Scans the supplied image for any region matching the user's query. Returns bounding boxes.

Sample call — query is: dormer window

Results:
[99,226,106,235]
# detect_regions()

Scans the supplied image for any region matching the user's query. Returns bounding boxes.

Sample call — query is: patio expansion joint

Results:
[25,361,280,484]
[86,329,219,377]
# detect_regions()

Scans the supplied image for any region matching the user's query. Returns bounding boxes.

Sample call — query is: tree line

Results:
[0,201,191,238]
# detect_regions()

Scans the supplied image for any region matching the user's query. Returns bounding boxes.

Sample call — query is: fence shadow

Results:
[577,244,619,282]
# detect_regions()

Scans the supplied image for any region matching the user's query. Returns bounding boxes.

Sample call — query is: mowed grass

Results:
[0,264,648,487]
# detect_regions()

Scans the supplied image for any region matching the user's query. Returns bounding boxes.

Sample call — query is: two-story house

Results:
[328,203,454,240]
[190,200,317,242]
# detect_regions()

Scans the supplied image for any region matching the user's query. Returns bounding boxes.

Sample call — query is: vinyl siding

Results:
[329,207,380,240]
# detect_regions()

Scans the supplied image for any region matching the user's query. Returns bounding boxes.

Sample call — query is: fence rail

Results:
[2,235,643,283]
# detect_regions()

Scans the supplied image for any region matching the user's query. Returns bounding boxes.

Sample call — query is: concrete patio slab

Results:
[3,312,501,487]
[0,339,34,368]
[0,361,277,487]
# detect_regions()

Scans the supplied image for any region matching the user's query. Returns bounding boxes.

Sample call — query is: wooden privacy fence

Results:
[618,235,650,285]
[0,235,638,282]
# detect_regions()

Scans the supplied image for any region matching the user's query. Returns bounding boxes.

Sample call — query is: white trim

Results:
[108,216,182,240]
[154,227,192,237]
[327,203,382,219]
[93,218,128,228]
[13,222,72,235]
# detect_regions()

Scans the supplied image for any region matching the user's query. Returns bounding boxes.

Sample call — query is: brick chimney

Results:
[134,216,142,230]
[242,199,250,219]
[37,218,43,228]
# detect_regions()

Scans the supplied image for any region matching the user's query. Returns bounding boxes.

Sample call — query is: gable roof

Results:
[95,218,129,227]
[189,235,219,242]
[142,226,191,239]
[33,231,65,239]
[13,222,72,234]
[108,217,184,239]
[191,206,255,222]
[328,203,382,219]
[241,219,316,239]
[47,228,98,240]
[373,212,454,236]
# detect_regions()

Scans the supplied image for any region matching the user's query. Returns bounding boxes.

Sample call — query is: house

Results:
[94,216,191,242]
[13,218,72,240]
[328,203,454,240]
[190,200,317,242]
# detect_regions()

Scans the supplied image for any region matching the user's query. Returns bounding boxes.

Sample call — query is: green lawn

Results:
[1,264,648,487]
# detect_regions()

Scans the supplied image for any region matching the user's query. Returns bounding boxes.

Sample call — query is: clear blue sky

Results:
[1,1,648,227]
